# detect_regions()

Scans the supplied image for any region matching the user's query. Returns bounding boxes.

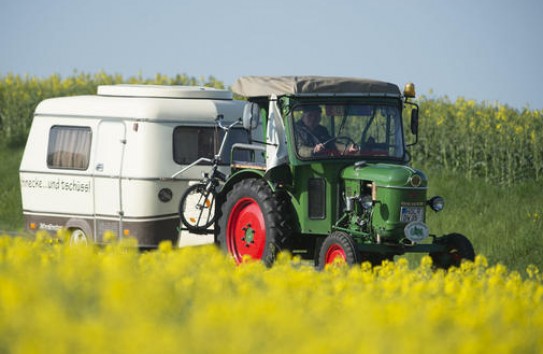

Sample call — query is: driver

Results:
[295,105,333,157]
[295,105,358,157]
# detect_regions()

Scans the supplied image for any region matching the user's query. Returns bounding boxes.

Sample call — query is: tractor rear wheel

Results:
[430,233,475,269]
[317,231,360,270]
[216,179,291,267]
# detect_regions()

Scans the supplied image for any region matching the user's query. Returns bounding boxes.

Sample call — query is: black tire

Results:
[316,231,361,270]
[430,233,475,269]
[216,178,292,267]
[179,183,216,234]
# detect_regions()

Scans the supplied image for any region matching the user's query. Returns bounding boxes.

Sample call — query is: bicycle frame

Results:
[176,117,243,234]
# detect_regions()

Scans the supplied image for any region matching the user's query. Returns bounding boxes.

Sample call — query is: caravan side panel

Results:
[20,116,96,234]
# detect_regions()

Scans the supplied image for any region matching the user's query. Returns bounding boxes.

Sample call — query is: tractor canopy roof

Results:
[231,76,401,98]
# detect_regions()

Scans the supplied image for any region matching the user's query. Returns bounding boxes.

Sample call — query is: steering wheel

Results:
[323,136,358,155]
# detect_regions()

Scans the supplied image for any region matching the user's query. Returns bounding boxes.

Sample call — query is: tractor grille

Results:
[308,178,325,219]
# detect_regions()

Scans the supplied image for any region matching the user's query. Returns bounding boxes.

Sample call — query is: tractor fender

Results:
[220,169,268,197]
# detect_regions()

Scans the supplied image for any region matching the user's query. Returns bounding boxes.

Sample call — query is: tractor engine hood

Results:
[341,162,428,189]
[340,162,430,241]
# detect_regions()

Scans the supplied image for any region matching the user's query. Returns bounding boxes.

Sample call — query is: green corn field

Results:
[412,96,543,185]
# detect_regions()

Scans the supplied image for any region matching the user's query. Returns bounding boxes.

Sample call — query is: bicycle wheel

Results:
[179,183,217,234]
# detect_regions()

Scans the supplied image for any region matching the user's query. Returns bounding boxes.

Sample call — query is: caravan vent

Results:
[97,85,232,100]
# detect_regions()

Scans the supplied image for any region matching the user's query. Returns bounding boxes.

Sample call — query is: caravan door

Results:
[93,120,127,241]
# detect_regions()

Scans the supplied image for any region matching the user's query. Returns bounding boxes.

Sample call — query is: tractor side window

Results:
[47,126,92,170]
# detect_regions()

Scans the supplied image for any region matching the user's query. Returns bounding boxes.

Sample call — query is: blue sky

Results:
[1,0,542,109]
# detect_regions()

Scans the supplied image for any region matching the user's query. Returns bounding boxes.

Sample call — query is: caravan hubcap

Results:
[70,229,88,245]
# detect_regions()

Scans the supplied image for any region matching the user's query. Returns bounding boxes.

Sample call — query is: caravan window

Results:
[173,126,249,165]
[47,126,92,170]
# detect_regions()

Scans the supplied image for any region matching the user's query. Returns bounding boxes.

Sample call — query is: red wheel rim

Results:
[226,197,265,264]
[450,249,462,265]
[325,244,346,265]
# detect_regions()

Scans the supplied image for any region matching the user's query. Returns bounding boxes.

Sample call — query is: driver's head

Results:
[301,105,322,130]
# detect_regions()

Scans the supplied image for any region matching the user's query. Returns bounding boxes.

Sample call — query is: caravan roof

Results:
[97,84,232,100]
[34,85,243,123]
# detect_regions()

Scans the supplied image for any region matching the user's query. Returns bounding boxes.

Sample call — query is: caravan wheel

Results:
[70,228,91,245]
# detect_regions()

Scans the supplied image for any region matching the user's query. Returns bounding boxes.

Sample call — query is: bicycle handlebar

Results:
[217,117,242,131]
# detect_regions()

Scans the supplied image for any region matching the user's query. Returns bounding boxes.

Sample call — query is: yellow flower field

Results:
[1,234,542,354]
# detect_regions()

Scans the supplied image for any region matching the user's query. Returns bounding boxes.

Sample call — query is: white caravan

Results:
[19,85,247,247]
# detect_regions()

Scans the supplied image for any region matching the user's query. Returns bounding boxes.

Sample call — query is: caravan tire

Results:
[69,228,91,246]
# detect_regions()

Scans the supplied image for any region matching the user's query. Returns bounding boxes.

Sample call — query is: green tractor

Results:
[213,76,474,269]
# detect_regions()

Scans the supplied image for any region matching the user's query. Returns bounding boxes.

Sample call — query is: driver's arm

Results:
[297,144,314,157]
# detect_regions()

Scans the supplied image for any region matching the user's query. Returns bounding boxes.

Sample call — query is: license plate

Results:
[400,207,424,223]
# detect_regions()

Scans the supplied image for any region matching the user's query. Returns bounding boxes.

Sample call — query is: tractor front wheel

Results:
[216,179,291,267]
[430,233,475,269]
[316,231,360,270]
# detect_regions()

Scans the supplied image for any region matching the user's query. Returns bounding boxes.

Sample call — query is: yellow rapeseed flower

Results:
[0,237,542,354]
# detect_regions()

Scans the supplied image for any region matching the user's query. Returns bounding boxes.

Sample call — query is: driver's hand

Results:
[313,143,326,154]
[346,144,359,154]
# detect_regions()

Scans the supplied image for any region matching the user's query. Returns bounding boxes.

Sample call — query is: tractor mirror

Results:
[410,108,419,135]
[242,102,260,130]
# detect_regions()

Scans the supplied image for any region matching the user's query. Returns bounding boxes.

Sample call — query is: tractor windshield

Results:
[290,103,405,160]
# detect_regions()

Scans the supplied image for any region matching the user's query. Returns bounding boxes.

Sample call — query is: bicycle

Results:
[172,116,241,234]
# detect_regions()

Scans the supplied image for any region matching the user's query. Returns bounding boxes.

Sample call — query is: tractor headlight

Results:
[428,196,445,212]
[359,195,373,210]
[345,197,356,212]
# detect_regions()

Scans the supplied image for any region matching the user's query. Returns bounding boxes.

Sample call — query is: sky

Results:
[1,0,542,110]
